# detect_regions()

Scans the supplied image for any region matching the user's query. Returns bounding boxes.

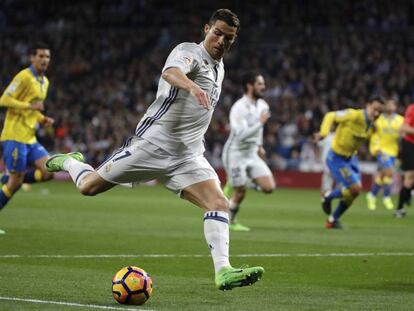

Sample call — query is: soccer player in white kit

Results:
[318,132,335,194]
[221,72,275,231]
[45,9,264,291]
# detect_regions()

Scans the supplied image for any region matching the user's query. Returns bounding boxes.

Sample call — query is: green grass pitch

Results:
[0,182,413,310]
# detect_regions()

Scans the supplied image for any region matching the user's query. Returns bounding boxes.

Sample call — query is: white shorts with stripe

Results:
[97,137,219,195]
[222,149,272,187]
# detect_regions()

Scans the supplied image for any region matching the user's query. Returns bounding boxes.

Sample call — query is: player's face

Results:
[31,49,51,75]
[204,20,238,60]
[252,75,266,99]
[385,99,397,114]
[367,100,384,121]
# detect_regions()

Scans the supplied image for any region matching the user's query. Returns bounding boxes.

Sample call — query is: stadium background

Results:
[1,0,414,177]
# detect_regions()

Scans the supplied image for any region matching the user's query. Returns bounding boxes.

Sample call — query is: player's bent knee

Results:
[207,196,229,212]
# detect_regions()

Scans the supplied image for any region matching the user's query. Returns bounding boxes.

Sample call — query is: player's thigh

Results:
[248,157,275,191]
[327,155,360,188]
[224,154,248,187]
[181,179,228,212]
[2,140,28,173]
[96,137,165,186]
[80,171,116,195]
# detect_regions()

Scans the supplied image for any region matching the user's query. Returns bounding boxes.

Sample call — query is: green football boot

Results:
[45,152,85,172]
[215,266,264,291]
[366,192,376,210]
[229,221,251,232]
[383,197,394,210]
[0,229,5,234]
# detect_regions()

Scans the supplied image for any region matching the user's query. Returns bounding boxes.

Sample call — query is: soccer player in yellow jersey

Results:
[315,97,384,229]
[0,42,55,232]
[366,97,404,210]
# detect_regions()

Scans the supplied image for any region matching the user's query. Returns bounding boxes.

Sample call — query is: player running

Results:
[0,42,55,234]
[366,97,404,210]
[315,97,384,228]
[221,72,275,231]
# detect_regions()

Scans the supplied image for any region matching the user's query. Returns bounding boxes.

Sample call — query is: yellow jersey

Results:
[320,108,375,157]
[369,113,404,157]
[0,66,49,144]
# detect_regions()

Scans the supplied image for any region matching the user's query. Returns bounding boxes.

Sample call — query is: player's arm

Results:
[161,68,209,110]
[399,106,414,135]
[230,106,270,140]
[319,109,354,138]
[0,75,43,110]
[161,43,210,110]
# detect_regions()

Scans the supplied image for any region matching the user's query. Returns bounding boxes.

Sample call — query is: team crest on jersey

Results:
[184,56,193,65]
[105,163,112,173]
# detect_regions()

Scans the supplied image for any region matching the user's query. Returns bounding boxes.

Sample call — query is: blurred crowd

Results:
[1,0,414,170]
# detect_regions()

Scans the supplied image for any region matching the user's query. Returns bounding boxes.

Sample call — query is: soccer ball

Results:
[112,266,153,305]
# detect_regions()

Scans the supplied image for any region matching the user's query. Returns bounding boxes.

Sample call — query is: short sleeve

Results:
[162,43,200,75]
[4,72,28,98]
[404,105,414,126]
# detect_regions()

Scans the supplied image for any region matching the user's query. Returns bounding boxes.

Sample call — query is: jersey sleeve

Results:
[162,43,200,75]
[404,105,414,126]
[320,109,355,137]
[0,72,31,109]
[230,103,262,141]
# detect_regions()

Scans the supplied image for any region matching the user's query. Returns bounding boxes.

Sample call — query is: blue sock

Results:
[326,188,342,201]
[371,183,381,196]
[1,169,41,185]
[0,185,12,210]
[1,175,8,184]
[333,200,349,222]
[383,184,391,197]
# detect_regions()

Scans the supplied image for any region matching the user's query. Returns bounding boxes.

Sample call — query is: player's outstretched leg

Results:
[215,266,265,291]
[45,152,85,172]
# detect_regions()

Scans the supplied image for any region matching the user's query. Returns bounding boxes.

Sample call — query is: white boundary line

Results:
[0,296,154,310]
[0,252,413,259]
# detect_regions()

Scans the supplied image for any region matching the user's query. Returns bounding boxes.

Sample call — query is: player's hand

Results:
[30,101,44,111]
[258,146,267,159]
[260,110,271,124]
[189,84,210,110]
[313,132,322,143]
[42,116,55,126]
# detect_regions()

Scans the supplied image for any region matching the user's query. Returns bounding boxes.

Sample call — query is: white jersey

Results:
[223,95,269,155]
[135,42,224,156]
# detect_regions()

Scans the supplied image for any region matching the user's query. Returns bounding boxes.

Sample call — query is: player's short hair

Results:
[367,95,385,105]
[30,42,50,55]
[209,9,240,32]
[241,71,261,92]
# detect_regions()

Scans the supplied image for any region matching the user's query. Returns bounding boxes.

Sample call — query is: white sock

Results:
[228,199,239,223]
[63,158,94,188]
[203,211,231,273]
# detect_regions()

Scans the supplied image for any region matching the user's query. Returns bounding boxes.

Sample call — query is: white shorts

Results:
[222,150,272,187]
[97,137,219,195]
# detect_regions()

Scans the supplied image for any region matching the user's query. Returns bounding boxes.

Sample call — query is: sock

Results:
[371,183,381,196]
[325,188,343,201]
[321,171,334,194]
[228,199,239,223]
[1,169,43,184]
[203,211,231,273]
[63,158,94,188]
[397,186,411,210]
[382,176,392,197]
[332,200,350,222]
[0,185,12,210]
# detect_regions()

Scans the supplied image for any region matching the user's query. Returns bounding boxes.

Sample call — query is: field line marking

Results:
[0,296,154,311]
[0,252,414,258]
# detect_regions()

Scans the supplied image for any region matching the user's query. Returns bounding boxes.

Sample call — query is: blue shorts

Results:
[2,140,48,173]
[376,153,395,170]
[326,149,361,188]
